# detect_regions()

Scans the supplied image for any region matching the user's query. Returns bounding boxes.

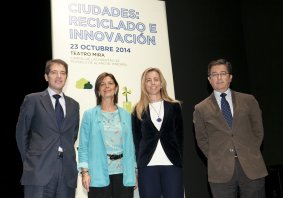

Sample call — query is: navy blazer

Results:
[132,101,183,168]
[16,90,80,188]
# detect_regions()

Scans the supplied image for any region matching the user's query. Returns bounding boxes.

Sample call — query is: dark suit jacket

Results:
[193,90,268,183]
[132,101,183,168]
[16,90,80,188]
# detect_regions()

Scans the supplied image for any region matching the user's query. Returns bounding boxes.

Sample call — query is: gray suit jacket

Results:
[193,90,268,183]
[16,90,80,187]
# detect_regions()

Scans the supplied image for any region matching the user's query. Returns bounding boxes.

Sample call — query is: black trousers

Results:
[209,158,266,198]
[88,173,134,198]
[138,165,184,198]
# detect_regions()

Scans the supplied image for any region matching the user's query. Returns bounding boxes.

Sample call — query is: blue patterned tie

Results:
[53,94,64,127]
[220,93,233,128]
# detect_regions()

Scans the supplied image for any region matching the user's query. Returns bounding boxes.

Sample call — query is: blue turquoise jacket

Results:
[77,105,136,187]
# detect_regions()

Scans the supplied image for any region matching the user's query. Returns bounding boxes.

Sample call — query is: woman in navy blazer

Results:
[132,67,184,198]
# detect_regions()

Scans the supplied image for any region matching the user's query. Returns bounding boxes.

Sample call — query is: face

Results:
[145,71,162,97]
[44,63,67,93]
[208,64,232,92]
[99,76,117,100]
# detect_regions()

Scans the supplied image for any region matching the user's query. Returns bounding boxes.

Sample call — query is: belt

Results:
[107,153,123,160]
[58,151,63,159]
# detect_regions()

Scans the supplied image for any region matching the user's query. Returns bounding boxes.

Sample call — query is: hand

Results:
[134,175,138,190]
[82,173,91,192]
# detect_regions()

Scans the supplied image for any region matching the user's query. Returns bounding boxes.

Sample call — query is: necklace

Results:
[149,101,163,122]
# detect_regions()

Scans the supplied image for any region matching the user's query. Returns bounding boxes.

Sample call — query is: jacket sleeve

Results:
[249,95,264,147]
[131,109,142,162]
[175,103,184,159]
[77,110,91,170]
[193,105,209,158]
[16,95,34,162]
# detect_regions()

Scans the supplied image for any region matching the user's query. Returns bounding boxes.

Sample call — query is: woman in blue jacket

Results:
[78,72,136,198]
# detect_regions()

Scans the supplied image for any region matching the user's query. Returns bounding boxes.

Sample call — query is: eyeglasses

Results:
[209,72,230,79]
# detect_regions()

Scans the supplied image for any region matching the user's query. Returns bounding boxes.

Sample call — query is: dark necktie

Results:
[220,93,233,128]
[53,94,64,127]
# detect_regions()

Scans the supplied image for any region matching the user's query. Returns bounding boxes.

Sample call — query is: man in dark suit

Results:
[193,58,268,198]
[16,59,80,198]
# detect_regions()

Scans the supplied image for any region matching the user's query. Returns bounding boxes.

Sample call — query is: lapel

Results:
[160,101,170,130]
[144,105,156,129]
[64,95,73,123]
[95,106,106,143]
[230,90,239,130]
[60,94,76,131]
[40,90,73,131]
[209,93,222,115]
[143,105,158,132]
[40,90,58,126]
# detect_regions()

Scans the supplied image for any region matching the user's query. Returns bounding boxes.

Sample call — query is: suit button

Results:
[229,148,234,153]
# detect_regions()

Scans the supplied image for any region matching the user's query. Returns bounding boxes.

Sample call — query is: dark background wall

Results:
[12,0,282,197]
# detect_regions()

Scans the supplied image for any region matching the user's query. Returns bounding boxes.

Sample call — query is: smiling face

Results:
[44,63,67,93]
[208,64,232,92]
[145,70,162,100]
[99,76,118,101]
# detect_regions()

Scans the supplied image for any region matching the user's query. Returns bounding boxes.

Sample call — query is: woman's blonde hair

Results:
[134,67,180,120]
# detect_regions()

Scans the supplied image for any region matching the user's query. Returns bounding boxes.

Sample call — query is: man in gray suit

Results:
[193,59,268,198]
[16,59,80,198]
